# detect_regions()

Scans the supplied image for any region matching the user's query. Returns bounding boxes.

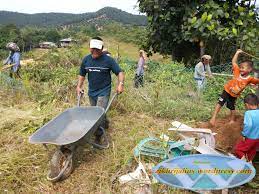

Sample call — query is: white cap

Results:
[201,55,211,60]
[90,39,104,50]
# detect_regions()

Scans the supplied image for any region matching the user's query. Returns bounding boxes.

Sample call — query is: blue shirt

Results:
[242,109,259,139]
[5,52,21,72]
[79,54,122,99]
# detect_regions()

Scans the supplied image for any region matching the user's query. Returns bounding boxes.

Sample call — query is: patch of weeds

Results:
[22,117,52,134]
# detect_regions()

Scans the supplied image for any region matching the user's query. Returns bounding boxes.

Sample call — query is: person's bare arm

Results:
[117,72,125,93]
[232,49,243,67]
[76,75,85,96]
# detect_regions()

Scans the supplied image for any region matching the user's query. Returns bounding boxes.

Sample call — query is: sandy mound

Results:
[197,115,243,153]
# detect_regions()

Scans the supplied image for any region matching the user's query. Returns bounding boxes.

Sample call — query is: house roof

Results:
[60,38,73,42]
[40,42,56,45]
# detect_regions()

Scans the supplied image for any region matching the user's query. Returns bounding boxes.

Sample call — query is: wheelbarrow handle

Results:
[77,90,84,107]
[105,93,118,114]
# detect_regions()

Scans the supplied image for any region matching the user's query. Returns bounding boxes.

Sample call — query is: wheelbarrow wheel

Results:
[47,148,73,182]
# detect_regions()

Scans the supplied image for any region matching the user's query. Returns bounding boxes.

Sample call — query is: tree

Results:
[45,29,61,43]
[20,27,50,51]
[0,24,21,49]
[138,0,258,64]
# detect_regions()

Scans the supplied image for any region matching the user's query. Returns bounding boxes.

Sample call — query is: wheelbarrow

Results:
[29,93,117,182]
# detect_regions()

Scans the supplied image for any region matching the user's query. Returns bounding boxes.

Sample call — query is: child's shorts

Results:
[218,90,237,110]
[235,137,259,161]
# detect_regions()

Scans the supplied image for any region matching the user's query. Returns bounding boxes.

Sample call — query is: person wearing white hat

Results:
[4,42,21,78]
[76,37,125,144]
[194,54,213,94]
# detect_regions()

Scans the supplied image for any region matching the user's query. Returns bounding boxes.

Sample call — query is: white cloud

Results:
[0,0,140,14]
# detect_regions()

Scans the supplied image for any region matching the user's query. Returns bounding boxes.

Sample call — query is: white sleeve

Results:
[207,65,212,75]
[196,63,205,77]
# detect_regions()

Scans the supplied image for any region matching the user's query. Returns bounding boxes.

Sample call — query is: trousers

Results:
[89,95,110,137]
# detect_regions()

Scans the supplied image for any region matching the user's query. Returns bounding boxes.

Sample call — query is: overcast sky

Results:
[1,0,257,15]
[0,0,140,14]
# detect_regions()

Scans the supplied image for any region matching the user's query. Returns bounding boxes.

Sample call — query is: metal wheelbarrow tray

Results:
[29,93,117,182]
[29,106,104,146]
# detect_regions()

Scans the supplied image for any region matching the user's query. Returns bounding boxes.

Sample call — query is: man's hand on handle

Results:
[76,75,85,96]
[117,82,124,94]
[76,87,84,97]
[76,87,81,97]
[116,72,125,94]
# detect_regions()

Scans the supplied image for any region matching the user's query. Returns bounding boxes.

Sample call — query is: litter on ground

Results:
[118,120,253,193]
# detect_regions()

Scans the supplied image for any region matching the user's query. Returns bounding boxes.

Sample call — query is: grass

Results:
[0,98,178,193]
[82,37,172,63]
[0,40,258,193]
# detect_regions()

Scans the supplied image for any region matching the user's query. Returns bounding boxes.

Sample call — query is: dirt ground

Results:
[197,115,259,194]
[197,115,244,153]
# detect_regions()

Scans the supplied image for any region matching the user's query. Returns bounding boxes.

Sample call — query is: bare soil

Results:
[197,115,244,153]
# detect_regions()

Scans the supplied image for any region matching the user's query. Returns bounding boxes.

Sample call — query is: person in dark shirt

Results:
[76,37,125,144]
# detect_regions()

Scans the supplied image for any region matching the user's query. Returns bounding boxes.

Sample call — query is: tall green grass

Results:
[2,47,255,123]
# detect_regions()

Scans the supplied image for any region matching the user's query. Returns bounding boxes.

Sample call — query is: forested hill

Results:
[0,7,147,27]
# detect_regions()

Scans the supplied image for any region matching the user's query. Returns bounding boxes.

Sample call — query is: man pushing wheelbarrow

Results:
[29,37,124,182]
[76,36,125,144]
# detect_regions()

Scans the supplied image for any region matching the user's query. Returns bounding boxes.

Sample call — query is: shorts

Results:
[235,138,259,161]
[218,90,237,110]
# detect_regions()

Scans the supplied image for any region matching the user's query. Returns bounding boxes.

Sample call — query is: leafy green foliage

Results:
[0,24,21,49]
[182,0,258,51]
[0,25,63,54]
[138,0,259,64]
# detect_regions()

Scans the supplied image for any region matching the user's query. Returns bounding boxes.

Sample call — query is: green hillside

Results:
[0,7,147,27]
